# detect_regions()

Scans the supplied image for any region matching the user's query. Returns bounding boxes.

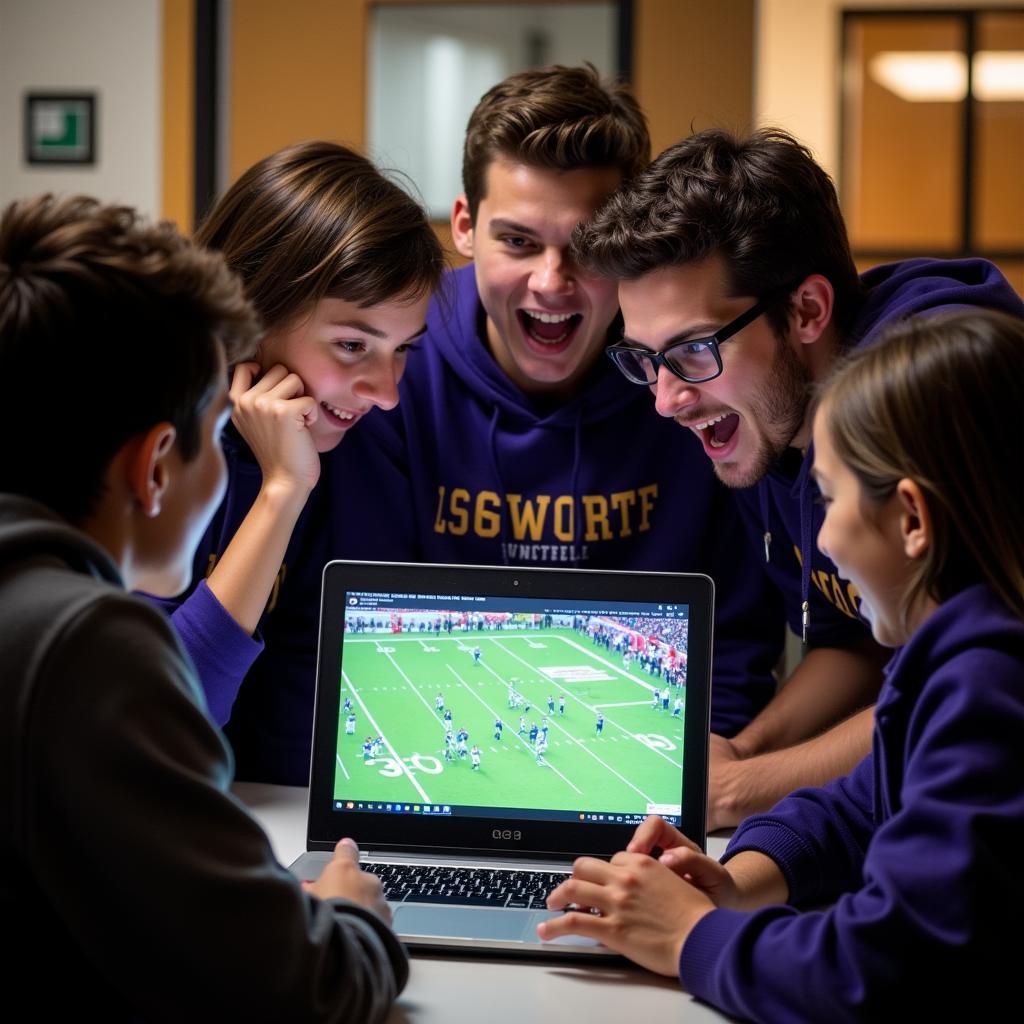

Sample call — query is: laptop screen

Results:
[308,562,711,857]
[329,590,690,829]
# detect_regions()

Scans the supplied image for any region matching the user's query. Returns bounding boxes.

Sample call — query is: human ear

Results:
[125,423,177,518]
[896,478,932,560]
[790,274,834,345]
[451,195,475,260]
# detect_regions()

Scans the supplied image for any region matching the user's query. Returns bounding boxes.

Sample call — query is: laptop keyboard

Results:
[364,862,570,909]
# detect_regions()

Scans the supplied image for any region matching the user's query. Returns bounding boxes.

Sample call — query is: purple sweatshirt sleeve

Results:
[677,646,1024,1022]
[156,579,264,726]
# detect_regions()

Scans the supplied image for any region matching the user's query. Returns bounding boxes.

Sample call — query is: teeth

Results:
[693,412,730,431]
[523,311,575,324]
[323,401,355,421]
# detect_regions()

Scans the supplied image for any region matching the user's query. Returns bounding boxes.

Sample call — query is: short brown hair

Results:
[196,140,445,332]
[462,63,649,222]
[0,194,260,523]
[821,309,1024,624]
[574,128,863,339]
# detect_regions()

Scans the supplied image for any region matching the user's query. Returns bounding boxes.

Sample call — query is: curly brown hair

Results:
[573,128,863,340]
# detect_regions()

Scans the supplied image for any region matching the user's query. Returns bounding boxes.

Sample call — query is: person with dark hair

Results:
[334,66,785,757]
[0,194,407,1021]
[540,310,1024,1020]
[153,141,444,782]
[575,127,1024,828]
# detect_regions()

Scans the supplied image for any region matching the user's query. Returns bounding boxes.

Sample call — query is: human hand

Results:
[305,839,391,923]
[538,852,714,976]
[229,362,320,495]
[707,733,745,832]
[627,815,742,909]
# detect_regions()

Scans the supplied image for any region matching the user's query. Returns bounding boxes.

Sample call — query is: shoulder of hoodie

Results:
[885,583,1024,709]
[400,263,654,429]
[851,256,1024,350]
[0,494,197,696]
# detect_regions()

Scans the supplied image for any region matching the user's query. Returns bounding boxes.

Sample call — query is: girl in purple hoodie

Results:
[539,309,1024,1022]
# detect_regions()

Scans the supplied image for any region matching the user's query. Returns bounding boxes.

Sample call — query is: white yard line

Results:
[335,752,350,781]
[343,670,431,804]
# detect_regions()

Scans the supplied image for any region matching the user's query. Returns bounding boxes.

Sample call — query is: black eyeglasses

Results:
[606,298,771,386]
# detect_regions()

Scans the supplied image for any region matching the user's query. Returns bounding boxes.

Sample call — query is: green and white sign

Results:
[26,94,95,164]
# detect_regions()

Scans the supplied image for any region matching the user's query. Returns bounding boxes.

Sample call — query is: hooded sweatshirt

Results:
[0,494,407,1021]
[678,583,1024,1022]
[734,258,1024,649]
[161,265,786,783]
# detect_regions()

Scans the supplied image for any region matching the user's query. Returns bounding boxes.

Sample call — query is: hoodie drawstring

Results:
[798,468,813,646]
[486,406,509,566]
[570,406,584,568]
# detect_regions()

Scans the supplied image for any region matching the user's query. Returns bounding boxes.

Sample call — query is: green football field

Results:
[334,627,685,816]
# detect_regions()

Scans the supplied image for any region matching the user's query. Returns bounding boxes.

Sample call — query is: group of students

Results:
[1,60,1022,1022]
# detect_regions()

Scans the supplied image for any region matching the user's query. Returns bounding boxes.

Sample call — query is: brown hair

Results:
[573,128,863,339]
[462,63,649,222]
[821,309,1024,623]
[0,193,260,523]
[196,140,445,331]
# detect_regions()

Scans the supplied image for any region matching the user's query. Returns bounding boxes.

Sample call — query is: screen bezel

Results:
[306,561,711,857]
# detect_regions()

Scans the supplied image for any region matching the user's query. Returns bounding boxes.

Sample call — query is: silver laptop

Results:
[291,561,712,956]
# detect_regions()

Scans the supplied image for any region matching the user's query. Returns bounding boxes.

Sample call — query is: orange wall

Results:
[161,0,194,231]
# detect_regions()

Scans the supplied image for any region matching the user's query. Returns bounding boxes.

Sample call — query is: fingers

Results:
[626,814,700,856]
[546,875,610,913]
[537,909,606,945]
[233,362,307,402]
[332,837,360,863]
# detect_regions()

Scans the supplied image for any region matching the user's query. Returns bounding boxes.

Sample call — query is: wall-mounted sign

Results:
[25,93,96,165]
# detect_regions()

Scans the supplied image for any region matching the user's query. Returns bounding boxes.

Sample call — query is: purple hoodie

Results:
[734,258,1024,649]
[680,583,1024,1021]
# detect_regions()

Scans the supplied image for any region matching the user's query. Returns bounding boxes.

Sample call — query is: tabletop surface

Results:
[233,781,733,1024]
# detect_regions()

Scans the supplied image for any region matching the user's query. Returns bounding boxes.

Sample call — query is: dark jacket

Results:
[0,494,407,1022]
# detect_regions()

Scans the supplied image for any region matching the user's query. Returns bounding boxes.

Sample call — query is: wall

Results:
[226,0,754,190]
[0,0,161,215]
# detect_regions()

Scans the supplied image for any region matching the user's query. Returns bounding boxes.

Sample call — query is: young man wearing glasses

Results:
[574,128,1024,828]
[330,68,786,749]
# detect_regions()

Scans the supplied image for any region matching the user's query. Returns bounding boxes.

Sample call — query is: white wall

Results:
[756,0,1023,182]
[0,0,161,215]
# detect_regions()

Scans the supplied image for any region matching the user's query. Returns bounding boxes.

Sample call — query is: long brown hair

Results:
[821,309,1024,623]
[196,140,445,331]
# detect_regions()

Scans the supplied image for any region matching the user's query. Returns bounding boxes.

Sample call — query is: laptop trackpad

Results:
[393,904,599,946]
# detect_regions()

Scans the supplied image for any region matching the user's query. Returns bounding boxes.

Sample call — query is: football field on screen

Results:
[334,628,685,815]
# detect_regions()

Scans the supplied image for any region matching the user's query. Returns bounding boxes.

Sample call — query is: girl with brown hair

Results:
[157,141,444,781]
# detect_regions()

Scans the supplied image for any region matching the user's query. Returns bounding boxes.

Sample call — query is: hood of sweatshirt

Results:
[757,257,1024,644]
[0,494,121,585]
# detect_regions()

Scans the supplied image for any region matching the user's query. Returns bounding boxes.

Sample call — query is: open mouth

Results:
[517,309,582,350]
[321,400,359,428]
[689,412,740,456]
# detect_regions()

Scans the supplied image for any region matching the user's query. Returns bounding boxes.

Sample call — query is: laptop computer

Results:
[290,560,712,956]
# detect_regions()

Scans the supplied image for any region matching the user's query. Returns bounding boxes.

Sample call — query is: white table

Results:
[234,781,732,1023]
